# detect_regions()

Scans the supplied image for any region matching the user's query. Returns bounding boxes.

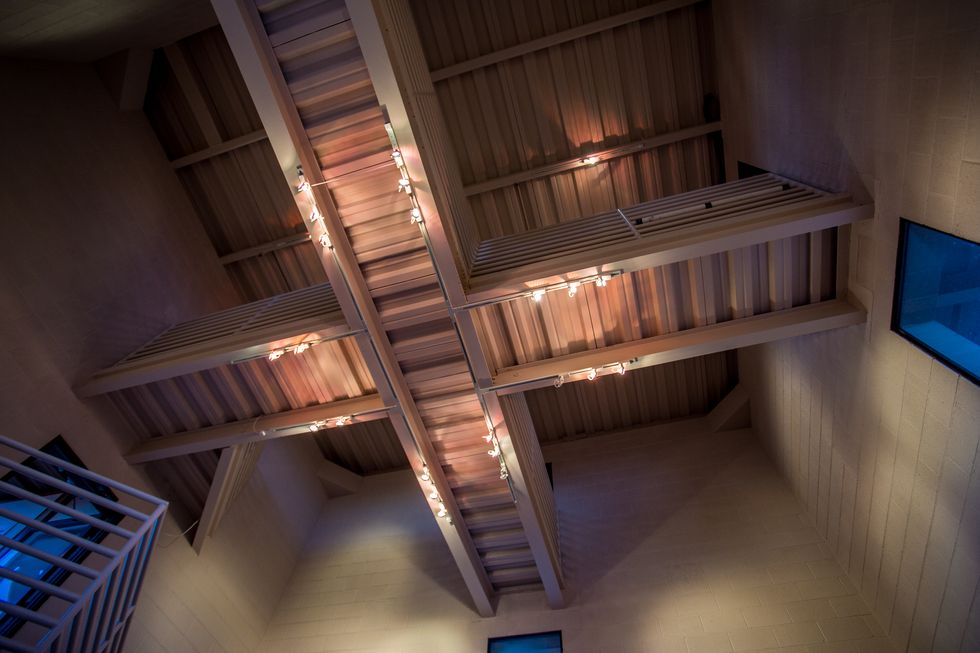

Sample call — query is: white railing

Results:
[0,436,166,653]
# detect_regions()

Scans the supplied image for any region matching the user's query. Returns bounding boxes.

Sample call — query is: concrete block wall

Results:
[0,59,325,653]
[260,419,893,652]
[716,0,980,651]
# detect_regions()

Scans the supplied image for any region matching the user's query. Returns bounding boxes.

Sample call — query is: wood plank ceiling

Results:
[80,0,865,612]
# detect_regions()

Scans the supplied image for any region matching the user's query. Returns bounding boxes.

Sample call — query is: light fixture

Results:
[410,208,423,224]
[268,349,285,361]
[334,415,350,427]
[318,233,332,248]
[398,178,412,194]
[488,443,501,458]
[587,368,597,381]
[429,489,439,500]
[420,466,430,482]
[582,155,600,166]
[437,502,447,518]
[567,281,580,298]
[391,149,403,167]
[293,342,310,355]
[309,206,322,224]
[308,420,326,432]
[618,361,629,375]
[595,275,610,287]
[296,179,311,194]
[532,289,546,302]
[554,374,564,388]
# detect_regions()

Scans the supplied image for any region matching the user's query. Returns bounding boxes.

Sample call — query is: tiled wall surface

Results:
[260,419,893,652]
[0,60,324,653]
[717,0,980,651]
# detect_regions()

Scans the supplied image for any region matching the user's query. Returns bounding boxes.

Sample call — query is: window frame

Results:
[487,630,563,653]
[891,218,980,386]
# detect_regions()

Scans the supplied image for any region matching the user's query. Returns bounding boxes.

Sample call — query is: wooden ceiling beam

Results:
[464,183,873,305]
[213,0,496,617]
[77,283,352,397]
[463,122,722,196]
[429,0,704,82]
[349,0,565,608]
[490,299,866,391]
[170,128,268,169]
[217,231,311,265]
[192,441,265,554]
[125,393,387,463]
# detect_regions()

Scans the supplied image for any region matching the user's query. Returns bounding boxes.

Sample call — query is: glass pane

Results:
[894,221,980,382]
[488,631,562,653]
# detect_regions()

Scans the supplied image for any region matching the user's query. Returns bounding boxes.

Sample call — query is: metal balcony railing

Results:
[0,436,166,653]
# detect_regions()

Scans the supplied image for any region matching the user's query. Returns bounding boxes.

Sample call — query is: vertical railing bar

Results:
[122,512,163,611]
[91,567,119,651]
[103,549,136,645]
[79,584,106,653]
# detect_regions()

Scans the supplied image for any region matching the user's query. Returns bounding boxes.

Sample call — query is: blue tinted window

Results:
[488,631,562,653]
[893,220,980,384]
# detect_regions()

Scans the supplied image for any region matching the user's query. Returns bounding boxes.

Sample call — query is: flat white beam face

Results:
[126,394,387,463]
[77,283,352,396]
[491,299,866,391]
[212,0,496,617]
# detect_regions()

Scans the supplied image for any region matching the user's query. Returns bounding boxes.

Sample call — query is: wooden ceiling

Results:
[410,0,721,239]
[65,0,872,615]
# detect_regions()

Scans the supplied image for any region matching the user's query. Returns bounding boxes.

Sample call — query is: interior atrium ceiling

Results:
[26,0,871,617]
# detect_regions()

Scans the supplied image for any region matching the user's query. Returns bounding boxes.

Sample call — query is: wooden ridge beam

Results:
[491,299,866,391]
[126,394,386,463]
[430,0,704,82]
[464,197,873,305]
[171,129,268,169]
[349,0,565,608]
[463,122,722,196]
[213,0,497,617]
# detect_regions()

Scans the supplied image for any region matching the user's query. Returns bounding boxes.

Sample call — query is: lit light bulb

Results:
[587,368,597,381]
[554,374,564,388]
[296,178,311,193]
[309,206,322,223]
[595,275,610,288]
[398,178,412,194]
[308,420,326,432]
[410,208,423,224]
[437,502,447,518]
[499,465,509,481]
[293,342,311,355]
[618,361,629,375]
[268,349,285,361]
[334,415,350,427]
[488,444,501,458]
[567,282,580,298]
[582,155,600,166]
[391,150,403,167]
[420,466,430,482]
[483,431,494,443]
[429,489,439,500]
[532,289,546,302]
[318,233,332,248]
